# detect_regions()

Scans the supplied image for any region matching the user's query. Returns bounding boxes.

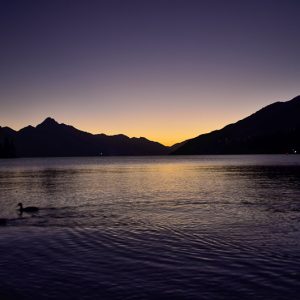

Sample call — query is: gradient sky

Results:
[1,0,299,145]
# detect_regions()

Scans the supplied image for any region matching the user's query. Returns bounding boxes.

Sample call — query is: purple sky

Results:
[1,0,299,145]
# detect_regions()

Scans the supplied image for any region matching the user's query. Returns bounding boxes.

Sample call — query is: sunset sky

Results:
[1,0,299,145]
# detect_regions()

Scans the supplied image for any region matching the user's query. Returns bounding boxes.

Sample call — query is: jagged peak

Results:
[37,117,59,127]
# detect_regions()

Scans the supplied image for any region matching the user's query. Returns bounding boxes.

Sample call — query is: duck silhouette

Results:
[17,203,39,213]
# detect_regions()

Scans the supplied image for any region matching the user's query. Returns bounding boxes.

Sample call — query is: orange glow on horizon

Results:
[2,91,300,147]
[2,115,232,147]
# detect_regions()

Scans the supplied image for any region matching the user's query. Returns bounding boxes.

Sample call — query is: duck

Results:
[17,202,39,213]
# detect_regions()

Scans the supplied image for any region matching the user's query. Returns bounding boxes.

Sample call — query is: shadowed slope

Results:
[172,95,300,154]
[0,118,169,157]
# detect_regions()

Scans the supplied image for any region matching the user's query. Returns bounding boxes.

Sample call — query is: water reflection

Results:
[0,156,300,300]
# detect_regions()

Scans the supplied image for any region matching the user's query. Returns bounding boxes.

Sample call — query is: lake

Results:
[0,155,300,299]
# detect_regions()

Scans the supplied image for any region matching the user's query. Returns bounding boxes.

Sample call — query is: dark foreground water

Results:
[0,155,300,300]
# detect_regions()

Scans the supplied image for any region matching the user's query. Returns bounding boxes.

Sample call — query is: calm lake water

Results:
[0,155,300,300]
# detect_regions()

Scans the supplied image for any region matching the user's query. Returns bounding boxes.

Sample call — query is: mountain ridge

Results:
[1,95,300,157]
[172,95,300,155]
[0,118,169,157]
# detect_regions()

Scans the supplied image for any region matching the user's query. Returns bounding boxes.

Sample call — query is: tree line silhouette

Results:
[0,137,16,158]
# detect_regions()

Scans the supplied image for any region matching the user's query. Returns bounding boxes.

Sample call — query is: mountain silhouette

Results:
[2,95,300,158]
[0,118,169,157]
[172,95,300,155]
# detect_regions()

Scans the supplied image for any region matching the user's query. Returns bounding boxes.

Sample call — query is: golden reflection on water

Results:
[1,156,300,300]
